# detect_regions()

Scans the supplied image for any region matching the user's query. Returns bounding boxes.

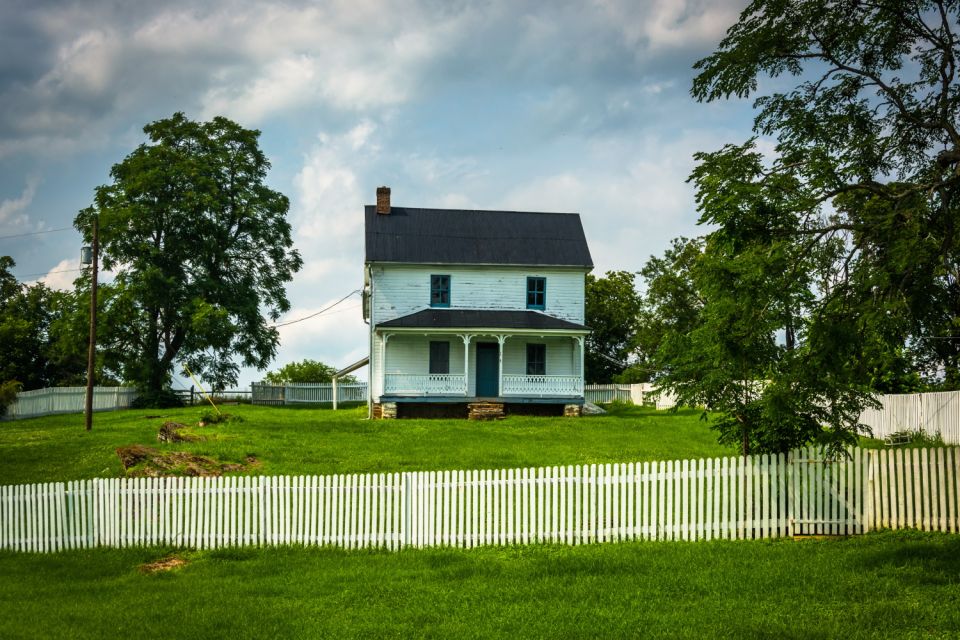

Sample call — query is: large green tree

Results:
[691,0,960,389]
[0,256,51,389]
[584,271,644,383]
[0,256,88,390]
[644,0,960,453]
[75,113,302,394]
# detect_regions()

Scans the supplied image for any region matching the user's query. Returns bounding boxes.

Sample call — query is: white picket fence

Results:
[860,391,960,445]
[585,383,678,409]
[250,382,368,406]
[2,446,958,553]
[3,387,138,421]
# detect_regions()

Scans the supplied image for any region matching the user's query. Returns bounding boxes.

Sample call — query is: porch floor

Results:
[379,395,583,405]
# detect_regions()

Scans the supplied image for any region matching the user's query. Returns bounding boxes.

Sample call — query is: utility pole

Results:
[84,216,99,431]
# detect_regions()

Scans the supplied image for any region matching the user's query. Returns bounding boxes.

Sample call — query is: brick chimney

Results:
[376,186,391,215]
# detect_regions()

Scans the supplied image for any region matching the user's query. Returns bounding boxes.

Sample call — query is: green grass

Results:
[0,530,958,639]
[0,404,734,485]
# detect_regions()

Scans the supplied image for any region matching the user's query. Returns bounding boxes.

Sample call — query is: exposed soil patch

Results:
[139,555,188,573]
[116,444,257,477]
[157,422,202,443]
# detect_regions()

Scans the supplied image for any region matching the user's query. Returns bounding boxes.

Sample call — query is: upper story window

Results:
[526,343,546,376]
[526,277,546,310]
[431,274,450,307]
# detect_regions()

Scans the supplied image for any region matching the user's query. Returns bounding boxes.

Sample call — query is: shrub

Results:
[131,389,184,409]
[0,380,22,417]
[197,410,243,425]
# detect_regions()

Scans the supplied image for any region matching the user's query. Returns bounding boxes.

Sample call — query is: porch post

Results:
[576,336,585,394]
[381,333,392,397]
[460,334,472,396]
[497,335,507,397]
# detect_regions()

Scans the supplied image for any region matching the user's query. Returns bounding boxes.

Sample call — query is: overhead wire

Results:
[270,289,361,328]
[13,267,83,279]
[0,226,73,241]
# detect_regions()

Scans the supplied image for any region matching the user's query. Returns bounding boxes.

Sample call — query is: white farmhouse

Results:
[364,187,593,419]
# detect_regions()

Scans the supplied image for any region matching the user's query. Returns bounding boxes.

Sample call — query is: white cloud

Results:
[0,179,38,227]
[34,257,78,290]
[292,121,378,243]
[597,0,744,52]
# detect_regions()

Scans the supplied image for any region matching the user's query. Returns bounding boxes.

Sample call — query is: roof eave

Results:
[365,260,593,269]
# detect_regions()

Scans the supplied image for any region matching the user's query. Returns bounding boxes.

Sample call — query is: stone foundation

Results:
[468,402,505,420]
[563,404,582,417]
[372,402,397,419]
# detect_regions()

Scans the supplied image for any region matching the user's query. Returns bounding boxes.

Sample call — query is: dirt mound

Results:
[157,422,201,443]
[116,445,256,477]
[139,555,188,573]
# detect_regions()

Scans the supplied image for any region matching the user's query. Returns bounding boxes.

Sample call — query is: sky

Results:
[0,0,758,388]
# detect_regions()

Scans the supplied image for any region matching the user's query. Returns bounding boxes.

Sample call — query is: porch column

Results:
[497,335,507,396]
[576,336,585,393]
[381,333,392,397]
[460,334,472,396]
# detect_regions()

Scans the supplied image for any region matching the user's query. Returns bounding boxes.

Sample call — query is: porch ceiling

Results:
[376,309,588,332]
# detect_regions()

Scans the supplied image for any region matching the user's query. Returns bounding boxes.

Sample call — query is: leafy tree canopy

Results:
[75,113,302,394]
[264,359,359,385]
[0,256,89,390]
[584,271,644,383]
[643,0,960,454]
[690,0,960,389]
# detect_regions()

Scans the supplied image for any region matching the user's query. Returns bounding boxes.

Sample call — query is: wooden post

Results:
[84,216,99,432]
[332,377,338,411]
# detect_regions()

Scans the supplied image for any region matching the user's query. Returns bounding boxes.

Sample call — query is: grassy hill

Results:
[0,404,733,485]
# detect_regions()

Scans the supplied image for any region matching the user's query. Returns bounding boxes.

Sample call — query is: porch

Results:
[374,331,586,401]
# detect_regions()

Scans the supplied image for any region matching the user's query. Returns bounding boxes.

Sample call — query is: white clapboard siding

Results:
[371,265,587,326]
[2,447,959,553]
[4,387,138,421]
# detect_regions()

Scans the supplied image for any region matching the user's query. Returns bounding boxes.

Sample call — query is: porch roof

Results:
[376,309,588,332]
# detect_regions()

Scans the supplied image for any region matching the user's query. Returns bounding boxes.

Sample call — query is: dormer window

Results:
[526,276,546,310]
[431,274,450,307]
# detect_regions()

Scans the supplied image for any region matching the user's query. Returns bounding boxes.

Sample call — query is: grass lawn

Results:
[0,404,737,485]
[0,530,957,639]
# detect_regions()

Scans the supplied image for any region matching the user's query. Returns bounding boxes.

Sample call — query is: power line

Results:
[13,267,82,279]
[271,290,361,328]
[0,226,73,241]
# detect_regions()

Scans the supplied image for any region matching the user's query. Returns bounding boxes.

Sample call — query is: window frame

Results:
[526,343,546,376]
[429,340,450,374]
[430,274,451,308]
[526,276,546,310]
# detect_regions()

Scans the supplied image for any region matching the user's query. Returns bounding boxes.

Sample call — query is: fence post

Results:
[402,472,412,548]
[865,450,875,533]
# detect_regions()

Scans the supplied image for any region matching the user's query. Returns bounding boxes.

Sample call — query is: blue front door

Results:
[475,342,499,397]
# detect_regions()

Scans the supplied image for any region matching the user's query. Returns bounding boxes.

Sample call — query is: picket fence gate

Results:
[2,447,958,553]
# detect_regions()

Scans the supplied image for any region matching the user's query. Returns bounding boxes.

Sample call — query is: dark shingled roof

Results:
[365,206,593,267]
[377,309,588,331]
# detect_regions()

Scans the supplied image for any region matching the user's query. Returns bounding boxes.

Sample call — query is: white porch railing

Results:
[384,374,467,395]
[502,375,582,397]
